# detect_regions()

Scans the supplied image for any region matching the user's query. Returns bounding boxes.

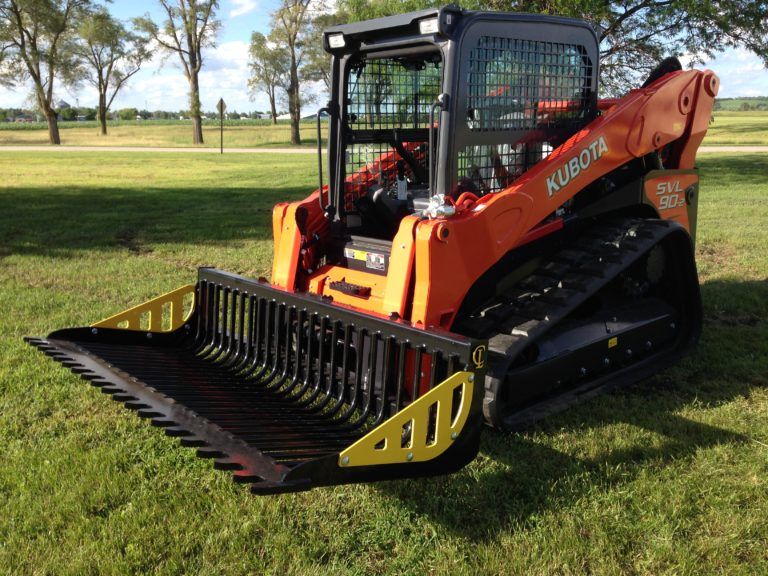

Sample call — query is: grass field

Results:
[0,120,327,148]
[1,152,767,574]
[0,111,764,148]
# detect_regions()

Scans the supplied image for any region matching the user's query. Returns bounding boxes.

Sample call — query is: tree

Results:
[135,1,219,144]
[117,107,138,120]
[271,0,317,145]
[0,0,93,144]
[77,9,150,136]
[248,31,287,124]
[339,0,768,94]
[302,10,347,90]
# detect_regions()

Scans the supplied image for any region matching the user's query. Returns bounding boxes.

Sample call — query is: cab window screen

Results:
[456,36,592,195]
[346,56,442,131]
[466,37,591,132]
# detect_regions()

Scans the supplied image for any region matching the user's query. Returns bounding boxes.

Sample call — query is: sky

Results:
[0,0,766,114]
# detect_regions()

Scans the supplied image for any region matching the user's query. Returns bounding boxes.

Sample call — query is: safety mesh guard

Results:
[458,36,592,194]
[346,58,442,131]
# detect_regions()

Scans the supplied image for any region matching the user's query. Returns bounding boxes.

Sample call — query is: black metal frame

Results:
[27,268,486,494]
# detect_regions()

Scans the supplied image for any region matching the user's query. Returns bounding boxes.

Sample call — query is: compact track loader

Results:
[28,6,719,493]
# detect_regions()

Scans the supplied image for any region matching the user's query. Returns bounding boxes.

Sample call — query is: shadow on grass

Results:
[0,185,310,258]
[376,279,768,542]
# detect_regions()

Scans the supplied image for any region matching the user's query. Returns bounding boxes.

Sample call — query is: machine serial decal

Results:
[546,136,609,197]
[655,180,686,210]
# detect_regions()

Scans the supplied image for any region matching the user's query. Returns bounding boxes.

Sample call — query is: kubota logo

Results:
[546,136,609,197]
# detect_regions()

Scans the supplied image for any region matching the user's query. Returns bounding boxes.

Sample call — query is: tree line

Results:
[2,0,766,146]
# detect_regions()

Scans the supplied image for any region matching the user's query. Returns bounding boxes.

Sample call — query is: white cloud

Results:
[230,0,258,18]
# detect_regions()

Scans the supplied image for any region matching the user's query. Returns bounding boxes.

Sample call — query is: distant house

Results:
[14,114,36,123]
[56,100,72,110]
[302,110,330,120]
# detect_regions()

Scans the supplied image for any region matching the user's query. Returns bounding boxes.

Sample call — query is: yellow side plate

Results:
[338,371,474,467]
[92,284,196,333]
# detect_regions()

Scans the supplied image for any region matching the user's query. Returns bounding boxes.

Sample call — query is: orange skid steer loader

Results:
[28,6,718,494]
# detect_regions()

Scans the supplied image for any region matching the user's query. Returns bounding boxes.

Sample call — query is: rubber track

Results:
[457,217,681,429]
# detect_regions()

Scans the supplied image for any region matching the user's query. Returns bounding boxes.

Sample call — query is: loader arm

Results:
[411,68,718,328]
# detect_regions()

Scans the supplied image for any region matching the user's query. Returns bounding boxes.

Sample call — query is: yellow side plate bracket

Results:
[92,284,196,333]
[338,371,474,468]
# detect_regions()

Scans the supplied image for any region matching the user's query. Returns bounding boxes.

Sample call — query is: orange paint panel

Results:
[382,216,419,318]
[644,173,698,232]
[308,266,387,313]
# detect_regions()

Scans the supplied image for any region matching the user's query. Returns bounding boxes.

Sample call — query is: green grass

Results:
[1,152,767,574]
[0,120,327,148]
[705,111,768,146]
[0,111,765,148]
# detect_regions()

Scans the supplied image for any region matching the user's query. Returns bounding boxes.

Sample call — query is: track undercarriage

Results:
[456,217,702,429]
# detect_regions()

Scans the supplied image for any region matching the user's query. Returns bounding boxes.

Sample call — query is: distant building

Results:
[56,100,72,110]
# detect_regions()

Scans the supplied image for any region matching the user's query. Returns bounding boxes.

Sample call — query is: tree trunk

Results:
[98,94,108,136]
[269,95,277,125]
[289,58,301,145]
[45,109,61,145]
[189,72,204,145]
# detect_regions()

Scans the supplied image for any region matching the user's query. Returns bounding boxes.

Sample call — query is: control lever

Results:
[395,160,408,201]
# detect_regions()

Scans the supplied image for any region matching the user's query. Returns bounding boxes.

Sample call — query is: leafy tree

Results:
[135,1,220,144]
[77,8,150,136]
[117,107,138,120]
[248,31,287,124]
[270,0,318,144]
[0,0,94,144]
[302,10,348,90]
[60,106,77,120]
[339,0,768,94]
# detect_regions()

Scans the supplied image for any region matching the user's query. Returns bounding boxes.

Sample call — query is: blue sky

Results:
[0,0,766,114]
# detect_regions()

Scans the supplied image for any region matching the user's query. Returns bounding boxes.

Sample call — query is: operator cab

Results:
[320,6,598,273]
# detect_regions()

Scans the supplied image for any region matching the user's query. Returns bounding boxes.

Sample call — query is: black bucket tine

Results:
[228,293,254,373]
[240,296,265,378]
[195,282,218,356]
[273,306,302,397]
[325,323,352,419]
[372,336,394,426]
[294,315,328,408]
[428,350,440,392]
[219,289,245,368]
[261,301,286,389]
[304,317,338,413]
[395,341,408,412]
[412,345,424,402]
[285,311,315,401]
[206,287,230,363]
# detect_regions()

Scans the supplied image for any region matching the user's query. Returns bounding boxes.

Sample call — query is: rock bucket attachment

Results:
[27,268,486,494]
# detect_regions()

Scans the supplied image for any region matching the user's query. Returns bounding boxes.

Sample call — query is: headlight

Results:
[328,33,345,49]
[418,17,439,35]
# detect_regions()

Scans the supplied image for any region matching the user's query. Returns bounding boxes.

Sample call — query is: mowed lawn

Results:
[1,152,766,575]
[0,121,327,148]
[0,110,764,148]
